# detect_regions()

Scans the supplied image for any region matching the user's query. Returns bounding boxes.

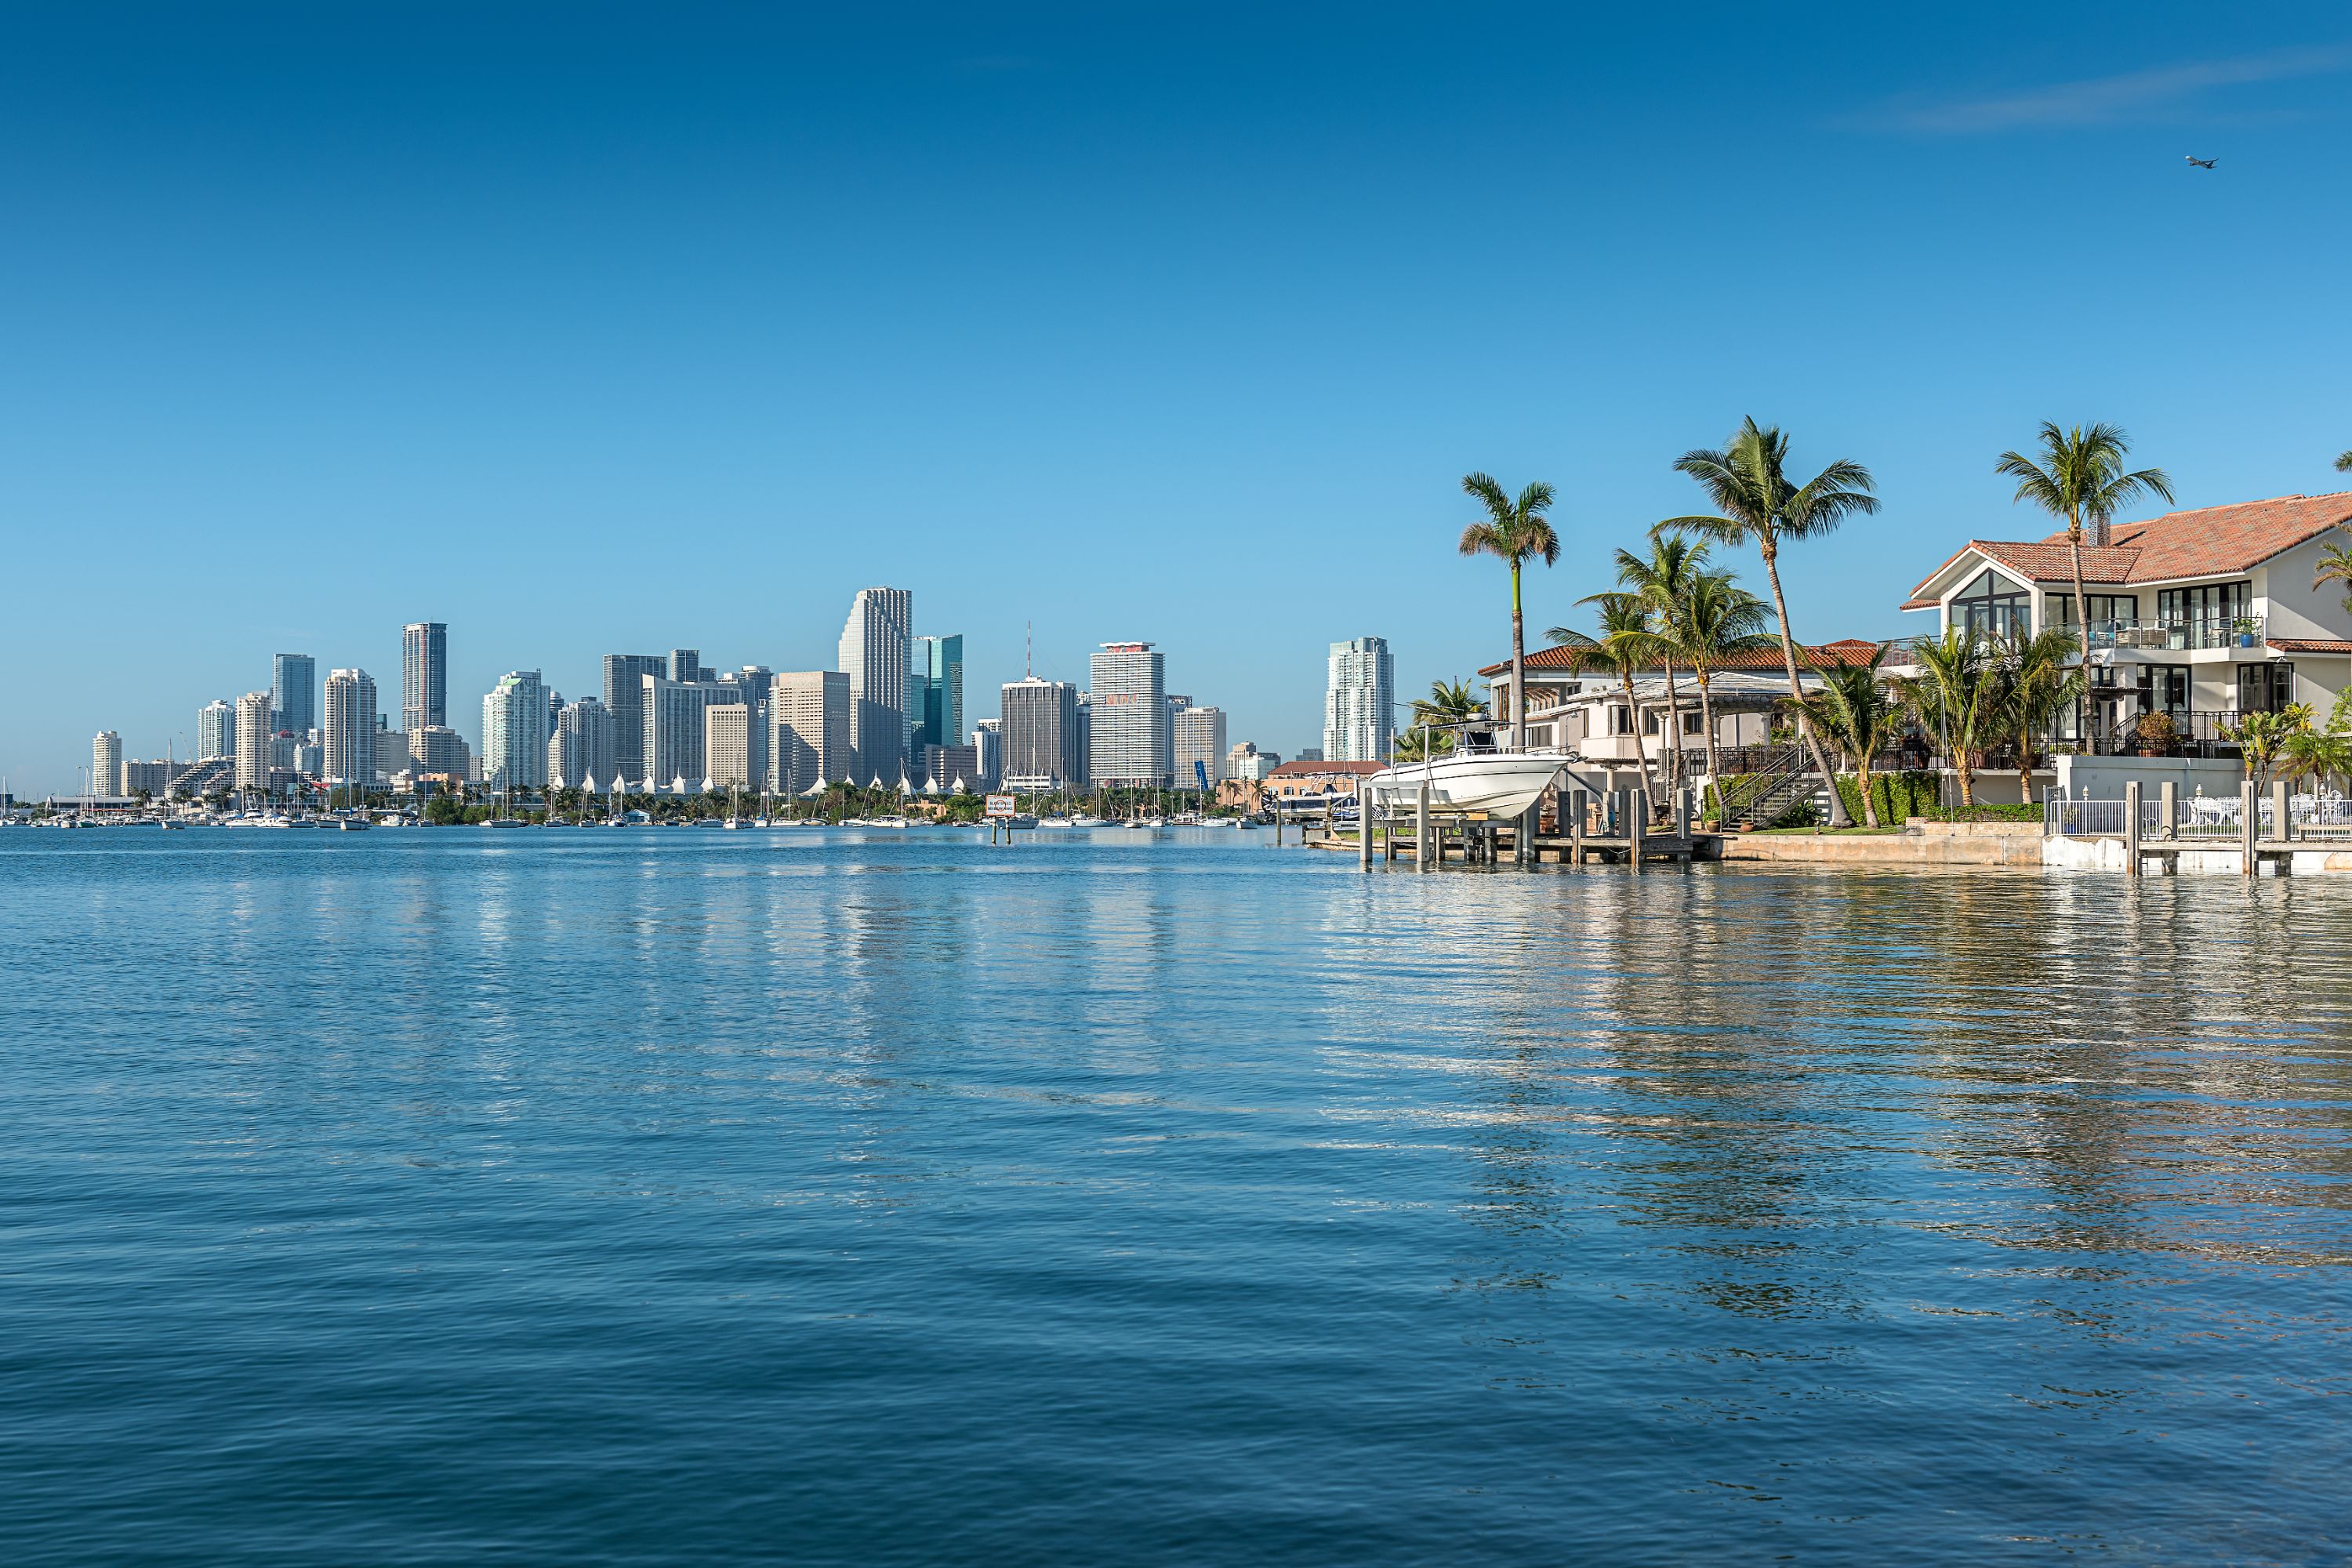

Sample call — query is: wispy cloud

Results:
[1862,43,2352,134]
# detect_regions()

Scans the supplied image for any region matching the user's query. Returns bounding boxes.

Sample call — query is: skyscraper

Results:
[1173,704,1229,789]
[549,699,617,789]
[401,622,448,731]
[722,666,771,795]
[481,670,548,791]
[198,699,235,761]
[408,726,471,780]
[1000,677,1083,790]
[706,706,753,790]
[1324,637,1395,763]
[640,673,740,788]
[837,586,912,784]
[321,669,379,789]
[768,671,850,793]
[972,718,1002,790]
[602,655,666,786]
[913,633,964,757]
[271,653,317,739]
[234,691,274,793]
[1088,643,1169,787]
[93,731,122,795]
[669,648,701,684]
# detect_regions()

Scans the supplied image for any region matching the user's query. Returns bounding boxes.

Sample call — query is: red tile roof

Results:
[1906,492,2352,603]
[1267,759,1388,779]
[2268,638,2352,655]
[1481,639,1885,679]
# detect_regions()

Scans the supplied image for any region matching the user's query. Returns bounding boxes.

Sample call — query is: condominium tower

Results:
[321,669,379,788]
[271,653,317,739]
[1000,677,1084,790]
[641,673,740,787]
[481,670,548,790]
[1172,704,1229,788]
[837,586,912,784]
[198,699,235,760]
[234,692,274,792]
[401,622,448,731]
[705,706,753,791]
[768,671,850,795]
[601,655,666,785]
[549,699,618,789]
[1087,643,1169,788]
[1323,636,1394,764]
[913,634,964,758]
[93,731,121,796]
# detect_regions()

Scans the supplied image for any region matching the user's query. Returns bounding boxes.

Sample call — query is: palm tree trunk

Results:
[1760,539,1851,826]
[2016,724,2034,805]
[1509,561,1526,751]
[1857,757,1879,828]
[1661,659,1682,799]
[1621,673,1653,801]
[1697,671,1721,825]
[1958,753,1976,808]
[2069,521,2092,751]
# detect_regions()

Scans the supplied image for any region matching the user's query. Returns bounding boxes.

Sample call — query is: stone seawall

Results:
[1721,821,2045,867]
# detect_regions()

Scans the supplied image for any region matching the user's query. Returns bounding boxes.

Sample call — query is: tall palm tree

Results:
[1458,474,1561,750]
[1662,419,1879,826]
[1666,569,1778,800]
[1551,593,1660,797]
[1992,421,2173,738]
[2313,528,2352,615]
[1785,643,1900,827]
[1610,532,1708,796]
[2336,450,2351,472]
[1991,628,2084,803]
[1891,627,2002,808]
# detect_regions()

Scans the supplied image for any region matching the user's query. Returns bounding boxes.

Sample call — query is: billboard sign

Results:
[985,794,1017,818]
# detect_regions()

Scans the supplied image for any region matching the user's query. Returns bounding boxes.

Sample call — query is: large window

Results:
[2158,581,2252,631]
[2238,662,2294,714]
[1949,569,2029,640]
[2048,593,2138,629]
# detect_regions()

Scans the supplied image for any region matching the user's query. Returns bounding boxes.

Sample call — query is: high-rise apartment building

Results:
[373,722,408,785]
[408,725,471,780]
[720,667,771,793]
[837,586,912,785]
[706,705,753,790]
[93,731,121,795]
[122,759,173,797]
[768,671,850,794]
[1000,677,1084,790]
[601,655,666,787]
[1173,704,1229,788]
[272,653,317,739]
[669,649,701,684]
[401,622,447,731]
[1088,643,1169,788]
[481,670,548,791]
[198,699,235,760]
[1324,636,1394,763]
[641,674,740,787]
[234,692,274,792]
[548,699,617,789]
[913,634,964,757]
[973,718,1002,790]
[321,669,379,789]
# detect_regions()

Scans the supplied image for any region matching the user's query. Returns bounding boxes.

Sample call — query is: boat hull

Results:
[1367,753,1568,818]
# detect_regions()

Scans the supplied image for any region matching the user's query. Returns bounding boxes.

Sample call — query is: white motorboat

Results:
[1367,734,1572,820]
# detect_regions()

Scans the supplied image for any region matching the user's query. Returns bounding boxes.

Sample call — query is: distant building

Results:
[669,648,702,684]
[1295,748,1323,763]
[706,704,753,790]
[601,655,666,786]
[1263,757,1387,815]
[1324,636,1394,763]
[481,670,548,791]
[401,622,448,731]
[838,586,913,784]
[640,674,740,787]
[972,718,1002,790]
[198,699,235,761]
[549,699,616,789]
[1172,704,1228,788]
[408,724,471,780]
[913,633,964,758]
[922,743,981,792]
[234,692,274,793]
[769,670,851,794]
[271,653,317,739]
[1229,743,1280,783]
[322,669,379,789]
[122,758,173,797]
[720,666,771,793]
[373,723,407,784]
[1000,677,1083,790]
[93,731,121,796]
[1088,643,1168,787]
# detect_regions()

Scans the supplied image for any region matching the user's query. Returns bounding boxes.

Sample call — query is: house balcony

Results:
[2084,615,2267,655]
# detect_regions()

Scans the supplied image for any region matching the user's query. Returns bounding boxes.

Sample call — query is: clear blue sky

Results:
[4,2,2348,794]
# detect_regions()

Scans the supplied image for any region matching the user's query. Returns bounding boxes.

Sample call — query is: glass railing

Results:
[2083,615,2266,652]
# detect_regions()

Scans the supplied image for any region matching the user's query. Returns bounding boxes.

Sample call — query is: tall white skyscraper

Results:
[768,671,850,793]
[837,586,913,783]
[481,670,548,790]
[93,731,122,795]
[234,692,274,792]
[401,622,448,731]
[198,699,235,761]
[322,669,379,789]
[1087,644,1169,788]
[1324,636,1395,763]
[1172,705,1228,788]
[549,698,617,789]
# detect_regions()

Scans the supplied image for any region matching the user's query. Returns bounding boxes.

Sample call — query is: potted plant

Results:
[2134,710,2180,757]
[2234,615,2259,648]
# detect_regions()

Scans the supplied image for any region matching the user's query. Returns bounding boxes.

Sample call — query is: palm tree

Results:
[2313,528,2352,615]
[1891,627,2002,808]
[1397,677,1486,760]
[1784,643,1900,827]
[1551,593,1660,797]
[2226,705,2315,793]
[2282,699,2352,794]
[1662,419,1879,826]
[2336,450,2351,472]
[1991,628,2085,803]
[1458,474,1561,750]
[1664,568,1777,803]
[1610,532,1708,796]
[1993,422,2174,739]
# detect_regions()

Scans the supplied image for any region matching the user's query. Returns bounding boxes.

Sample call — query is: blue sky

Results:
[3,2,2348,793]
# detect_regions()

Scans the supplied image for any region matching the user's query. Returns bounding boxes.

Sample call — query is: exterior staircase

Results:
[1708,743,1832,829]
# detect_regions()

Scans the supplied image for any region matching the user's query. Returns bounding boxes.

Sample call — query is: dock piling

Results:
[1416,778,1432,870]
[2241,780,2258,877]
[1629,790,1646,874]
[2125,780,2141,877]
[1358,783,1372,872]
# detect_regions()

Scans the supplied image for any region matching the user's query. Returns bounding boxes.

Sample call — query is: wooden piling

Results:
[2241,780,2258,877]
[2125,779,2141,877]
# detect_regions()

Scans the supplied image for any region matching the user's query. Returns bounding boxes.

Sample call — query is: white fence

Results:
[2046,789,2352,840]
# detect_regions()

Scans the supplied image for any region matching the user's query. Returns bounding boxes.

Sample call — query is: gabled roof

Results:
[1268,759,1387,779]
[1481,639,1885,680]
[1904,491,2352,606]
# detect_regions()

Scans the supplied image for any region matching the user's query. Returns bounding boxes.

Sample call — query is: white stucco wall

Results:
[2053,753,2246,800]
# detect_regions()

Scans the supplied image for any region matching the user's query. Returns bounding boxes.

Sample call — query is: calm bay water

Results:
[3,826,2349,1565]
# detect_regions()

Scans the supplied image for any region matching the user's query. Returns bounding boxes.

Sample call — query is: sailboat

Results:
[724,783,746,828]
